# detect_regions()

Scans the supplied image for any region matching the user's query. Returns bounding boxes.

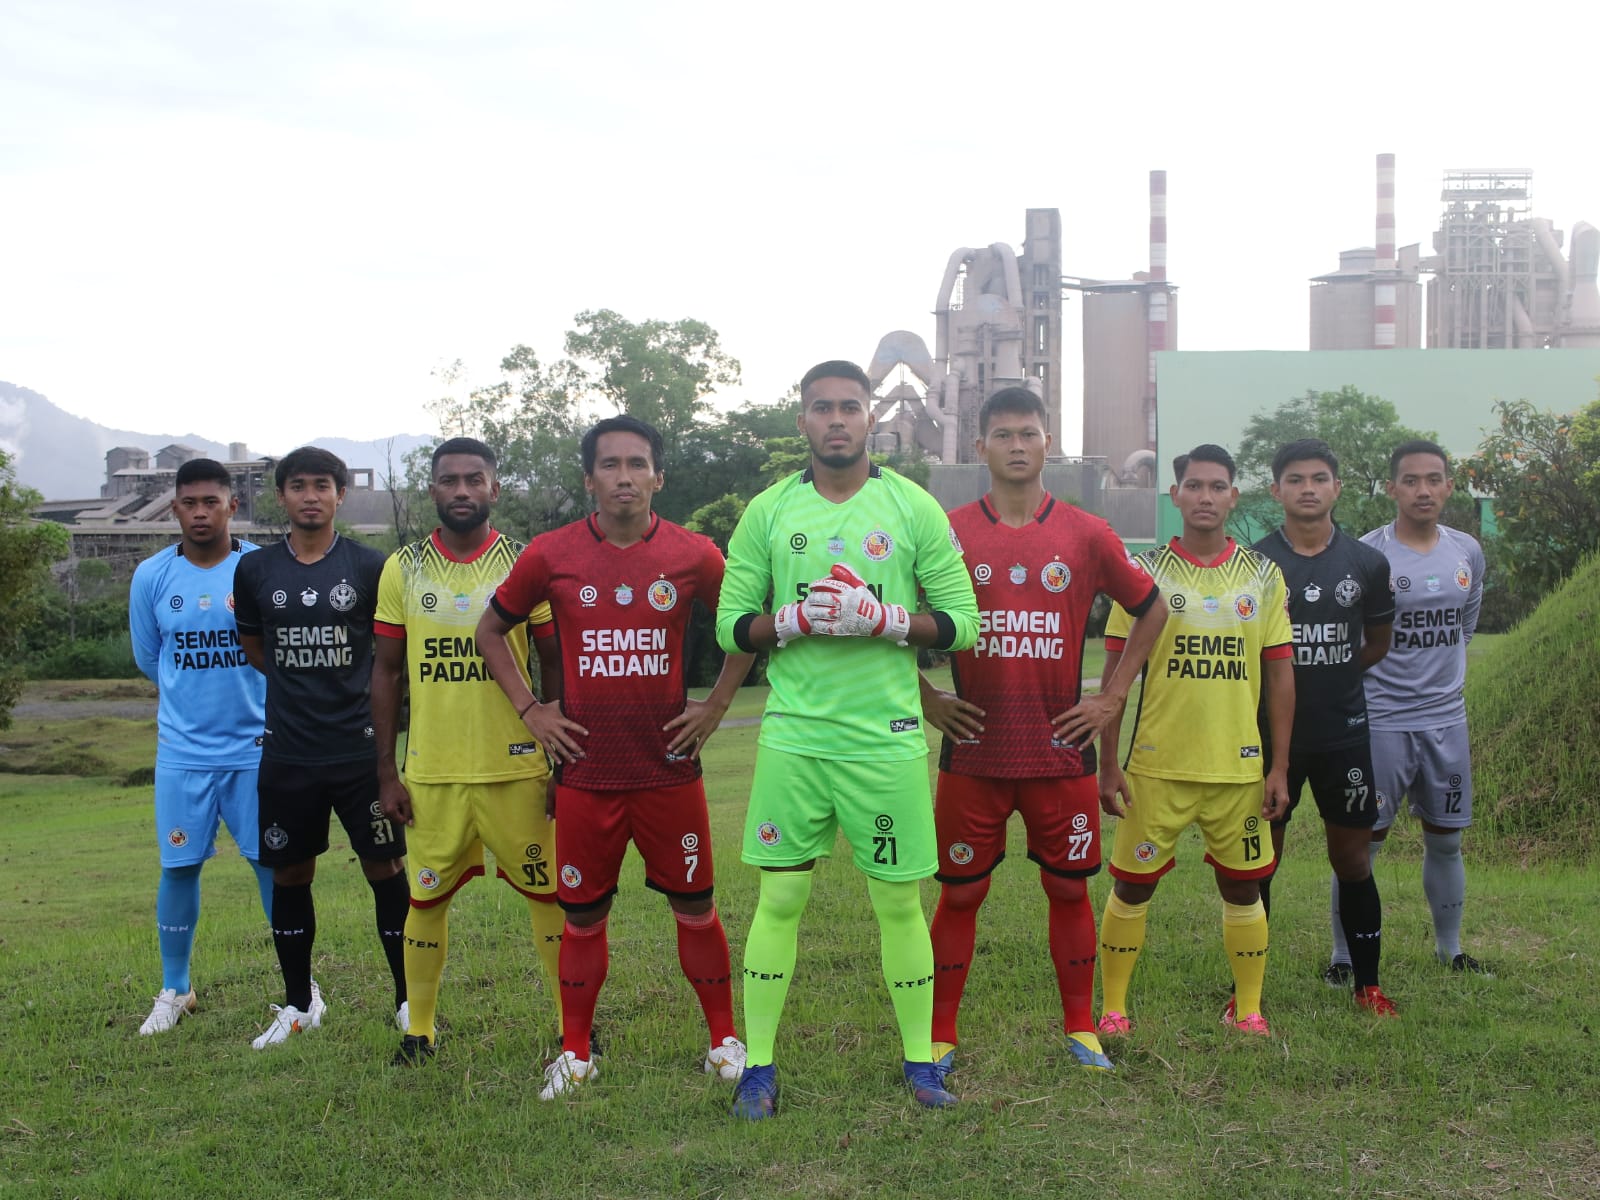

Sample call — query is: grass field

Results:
[3,664,1598,1200]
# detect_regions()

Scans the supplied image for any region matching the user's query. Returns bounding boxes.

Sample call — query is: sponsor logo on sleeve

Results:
[948,526,963,553]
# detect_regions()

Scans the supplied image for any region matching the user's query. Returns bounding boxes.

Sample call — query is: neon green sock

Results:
[741,870,813,1067]
[868,876,934,1063]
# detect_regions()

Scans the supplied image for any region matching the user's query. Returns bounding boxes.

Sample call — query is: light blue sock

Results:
[1422,829,1466,961]
[249,859,274,923]
[157,864,204,994]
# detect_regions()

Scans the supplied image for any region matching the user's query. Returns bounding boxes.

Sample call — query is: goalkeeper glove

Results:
[820,564,911,644]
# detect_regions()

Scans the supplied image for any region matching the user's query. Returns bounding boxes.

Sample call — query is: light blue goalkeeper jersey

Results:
[1359,522,1485,730]
[129,541,266,769]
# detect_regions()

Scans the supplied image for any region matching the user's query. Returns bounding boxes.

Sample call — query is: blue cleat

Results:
[904,1060,959,1109]
[730,1063,779,1120]
[1065,1032,1114,1073]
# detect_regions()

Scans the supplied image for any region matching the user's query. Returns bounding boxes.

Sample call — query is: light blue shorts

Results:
[154,765,261,866]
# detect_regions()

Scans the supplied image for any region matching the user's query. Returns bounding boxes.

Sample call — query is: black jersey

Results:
[1252,527,1394,751]
[234,534,388,765]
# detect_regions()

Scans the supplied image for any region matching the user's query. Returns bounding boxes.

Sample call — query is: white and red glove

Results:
[815,564,911,644]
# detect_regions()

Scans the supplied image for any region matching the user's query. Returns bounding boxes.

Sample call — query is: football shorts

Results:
[553,779,714,912]
[934,771,1101,882]
[153,765,261,867]
[1370,724,1473,831]
[1107,772,1275,882]
[403,778,556,906]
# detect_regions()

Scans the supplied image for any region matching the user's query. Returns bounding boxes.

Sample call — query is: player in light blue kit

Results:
[128,458,271,1034]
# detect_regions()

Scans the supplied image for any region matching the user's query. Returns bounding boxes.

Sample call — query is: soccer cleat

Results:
[138,988,196,1036]
[730,1063,779,1120]
[704,1035,747,1082]
[1323,961,1354,988]
[1096,1010,1134,1038]
[931,1041,956,1085]
[538,1050,598,1100]
[1354,985,1399,1017]
[904,1060,959,1109]
[392,1033,435,1066]
[1065,1032,1114,1073]
[1447,953,1494,978]
[251,1002,323,1049]
[1221,998,1270,1037]
[395,1000,410,1032]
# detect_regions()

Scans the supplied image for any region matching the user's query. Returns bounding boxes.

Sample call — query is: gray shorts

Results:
[1370,724,1472,831]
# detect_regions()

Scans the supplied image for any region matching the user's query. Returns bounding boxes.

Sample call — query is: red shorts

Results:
[553,779,714,912]
[934,771,1101,882]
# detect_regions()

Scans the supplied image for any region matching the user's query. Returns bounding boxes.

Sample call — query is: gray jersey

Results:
[1359,523,1484,730]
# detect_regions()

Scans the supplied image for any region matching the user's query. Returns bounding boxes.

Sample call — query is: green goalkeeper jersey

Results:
[717,464,979,762]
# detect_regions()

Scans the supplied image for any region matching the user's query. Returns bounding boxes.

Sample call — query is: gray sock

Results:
[1422,829,1466,961]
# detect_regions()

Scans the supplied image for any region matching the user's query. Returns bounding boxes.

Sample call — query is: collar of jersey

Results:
[1167,535,1237,569]
[584,511,660,544]
[431,527,501,564]
[801,463,882,484]
[979,492,1055,526]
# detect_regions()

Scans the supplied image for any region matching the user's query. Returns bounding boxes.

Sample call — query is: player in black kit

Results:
[1252,440,1398,1016]
[234,447,409,1048]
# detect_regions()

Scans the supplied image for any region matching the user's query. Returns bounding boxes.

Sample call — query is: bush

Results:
[27,633,139,680]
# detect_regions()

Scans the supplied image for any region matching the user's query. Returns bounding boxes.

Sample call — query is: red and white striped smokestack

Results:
[1149,170,1167,282]
[1375,153,1397,349]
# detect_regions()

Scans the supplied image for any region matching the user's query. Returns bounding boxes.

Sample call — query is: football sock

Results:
[1422,829,1467,961]
[156,863,203,994]
[1330,840,1383,964]
[270,881,316,1012]
[930,876,990,1046]
[868,876,934,1063]
[741,869,814,1067]
[1097,892,1149,1015]
[369,871,411,1008]
[1337,873,1383,990]
[674,906,737,1045]
[402,899,448,1040]
[1041,872,1097,1035]
[526,896,565,1037]
[248,860,274,922]
[559,918,609,1059]
[1222,900,1269,1018]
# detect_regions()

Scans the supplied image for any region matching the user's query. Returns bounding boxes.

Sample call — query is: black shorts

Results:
[258,757,406,867]
[1279,742,1379,830]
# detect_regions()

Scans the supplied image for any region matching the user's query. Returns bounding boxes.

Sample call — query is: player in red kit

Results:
[475,415,755,1100]
[920,388,1167,1077]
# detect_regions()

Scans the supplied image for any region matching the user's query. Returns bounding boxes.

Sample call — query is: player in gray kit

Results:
[1336,439,1489,976]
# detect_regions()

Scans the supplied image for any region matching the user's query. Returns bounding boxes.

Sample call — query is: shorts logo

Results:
[417,868,440,890]
[1127,553,1145,572]
[889,717,920,733]
[526,844,544,860]
[974,563,993,585]
[1346,767,1365,784]
[949,842,974,866]
[300,587,319,607]
[264,825,289,851]
[827,536,846,556]
[1244,816,1259,833]
[330,582,357,613]
[862,531,894,561]
[363,725,375,739]
[1335,578,1362,607]
[789,533,808,554]
[648,580,678,611]
[169,595,184,610]
[1202,595,1219,614]
[1234,593,1258,620]
[560,864,583,888]
[680,832,700,851]
[948,527,963,553]
[1303,582,1322,602]
[1448,773,1462,788]
[1454,564,1471,591]
[271,589,288,608]
[1168,593,1186,611]
[167,828,188,848]
[198,593,212,612]
[1425,574,1441,593]
[614,584,634,606]
[1072,813,1089,833]
[1396,576,1411,591]
[1133,841,1157,863]
[420,592,438,611]
[874,813,895,833]
[452,592,471,613]
[1240,745,1261,758]
[757,822,782,846]
[1009,563,1028,585]
[226,592,236,613]
[1041,562,1070,593]
[579,585,598,606]
[370,801,383,817]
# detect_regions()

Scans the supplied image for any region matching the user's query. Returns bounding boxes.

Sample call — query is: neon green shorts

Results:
[742,747,935,881]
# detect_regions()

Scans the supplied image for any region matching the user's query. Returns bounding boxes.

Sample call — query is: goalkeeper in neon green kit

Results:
[715,360,979,1119]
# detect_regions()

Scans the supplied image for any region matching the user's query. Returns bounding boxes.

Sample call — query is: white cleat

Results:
[251,987,328,1050]
[396,1000,410,1032]
[538,1050,599,1100]
[139,988,196,1036]
[704,1035,748,1082]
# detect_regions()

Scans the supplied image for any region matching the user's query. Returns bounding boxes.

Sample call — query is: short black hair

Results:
[174,458,233,491]
[1173,443,1236,483]
[1272,438,1339,482]
[274,446,348,491]
[1389,438,1449,479]
[581,415,665,475]
[799,359,871,400]
[979,387,1047,435]
[431,436,497,475]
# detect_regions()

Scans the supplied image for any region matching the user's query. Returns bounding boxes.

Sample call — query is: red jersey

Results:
[942,493,1158,779]
[491,513,724,792]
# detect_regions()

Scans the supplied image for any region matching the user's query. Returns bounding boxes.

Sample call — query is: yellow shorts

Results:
[1107,773,1275,883]
[403,778,556,905]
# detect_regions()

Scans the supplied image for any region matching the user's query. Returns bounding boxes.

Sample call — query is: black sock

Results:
[369,870,410,1008]
[271,882,316,1011]
[1339,873,1383,990]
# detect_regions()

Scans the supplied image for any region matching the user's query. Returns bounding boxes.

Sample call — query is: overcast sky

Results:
[4,0,1598,456]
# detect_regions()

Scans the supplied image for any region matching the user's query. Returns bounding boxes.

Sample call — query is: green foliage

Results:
[760,435,810,486]
[0,451,70,724]
[684,494,746,553]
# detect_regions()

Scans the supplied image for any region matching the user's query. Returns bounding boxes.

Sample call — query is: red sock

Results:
[674,907,737,1044]
[930,876,990,1045]
[1043,873,1096,1033]
[559,918,608,1058]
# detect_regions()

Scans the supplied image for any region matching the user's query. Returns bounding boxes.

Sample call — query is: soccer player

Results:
[1250,439,1396,1015]
[234,446,408,1048]
[1341,439,1488,974]
[715,359,980,1119]
[917,387,1167,1077]
[128,458,271,1035]
[372,437,566,1066]
[475,415,753,1100]
[1096,444,1294,1037]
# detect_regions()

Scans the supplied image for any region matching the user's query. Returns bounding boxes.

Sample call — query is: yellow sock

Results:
[527,895,565,1037]
[1097,892,1149,1015]
[403,900,449,1040]
[1222,900,1269,1018]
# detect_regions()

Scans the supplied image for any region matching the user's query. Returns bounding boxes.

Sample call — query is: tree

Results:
[0,451,69,725]
[684,494,747,554]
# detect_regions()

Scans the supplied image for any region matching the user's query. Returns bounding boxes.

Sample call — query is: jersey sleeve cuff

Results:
[1104,635,1128,652]
[929,610,958,651]
[1264,642,1293,661]
[1126,583,1161,619]
[531,620,556,641]
[374,620,406,640]
[732,613,758,654]
[489,595,526,626]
